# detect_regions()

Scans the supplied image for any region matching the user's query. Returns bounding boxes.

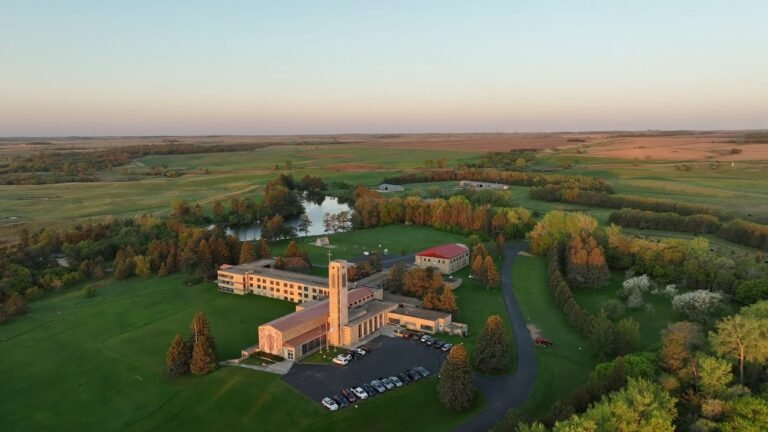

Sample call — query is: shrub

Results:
[601,299,626,321]
[734,278,768,305]
[82,286,96,298]
[672,290,724,323]
[24,286,45,301]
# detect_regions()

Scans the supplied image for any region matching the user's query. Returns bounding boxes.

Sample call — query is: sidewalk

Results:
[219,359,294,375]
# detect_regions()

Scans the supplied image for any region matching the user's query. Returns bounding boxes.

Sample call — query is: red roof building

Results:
[415,243,470,274]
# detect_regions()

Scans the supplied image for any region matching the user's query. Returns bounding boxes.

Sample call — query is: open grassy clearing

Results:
[269,225,469,266]
[0,272,483,432]
[510,255,596,421]
[571,271,679,350]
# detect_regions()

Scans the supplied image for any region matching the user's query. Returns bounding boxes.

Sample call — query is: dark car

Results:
[433,341,444,349]
[333,395,349,408]
[341,388,357,403]
[407,369,421,382]
[398,372,411,385]
[415,366,430,378]
[362,383,376,397]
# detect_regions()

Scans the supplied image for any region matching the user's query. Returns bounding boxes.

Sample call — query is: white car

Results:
[388,376,403,387]
[354,347,366,356]
[352,387,368,399]
[381,378,395,390]
[322,397,339,411]
[332,355,349,366]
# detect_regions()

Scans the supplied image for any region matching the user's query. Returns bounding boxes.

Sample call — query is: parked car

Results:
[341,388,357,403]
[380,378,395,390]
[425,338,435,346]
[362,383,377,397]
[332,355,349,366]
[333,395,349,408]
[420,335,432,343]
[322,397,339,411]
[352,386,368,400]
[371,379,387,393]
[354,347,366,356]
[398,372,412,385]
[416,366,430,378]
[441,343,453,352]
[407,369,422,381]
[389,376,403,387]
[433,341,444,349]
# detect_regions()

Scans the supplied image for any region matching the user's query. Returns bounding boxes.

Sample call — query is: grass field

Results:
[270,225,469,266]
[571,271,679,350]
[510,255,596,421]
[0,273,484,432]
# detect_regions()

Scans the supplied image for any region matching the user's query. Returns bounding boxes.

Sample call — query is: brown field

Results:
[1,131,766,160]
[561,132,768,161]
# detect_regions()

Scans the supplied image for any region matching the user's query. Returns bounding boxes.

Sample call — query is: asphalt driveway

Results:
[283,335,446,402]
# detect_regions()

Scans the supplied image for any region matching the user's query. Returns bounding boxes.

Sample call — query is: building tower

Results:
[328,260,349,347]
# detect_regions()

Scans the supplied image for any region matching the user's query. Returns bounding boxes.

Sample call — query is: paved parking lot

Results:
[282,335,448,402]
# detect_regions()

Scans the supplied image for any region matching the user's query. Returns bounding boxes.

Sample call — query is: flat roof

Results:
[347,300,398,327]
[219,260,327,287]
[390,305,451,321]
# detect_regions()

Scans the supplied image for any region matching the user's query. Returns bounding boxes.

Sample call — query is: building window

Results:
[389,318,400,325]
[287,350,294,360]
[420,324,434,332]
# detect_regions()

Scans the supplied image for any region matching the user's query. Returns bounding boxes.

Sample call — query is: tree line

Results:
[608,208,768,250]
[380,168,614,193]
[353,194,534,240]
[1,141,341,185]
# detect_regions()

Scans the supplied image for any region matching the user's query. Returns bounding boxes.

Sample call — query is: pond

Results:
[224,196,352,241]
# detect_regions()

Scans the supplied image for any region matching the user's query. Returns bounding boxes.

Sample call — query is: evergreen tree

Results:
[239,241,255,264]
[475,315,510,374]
[438,286,458,312]
[212,200,224,221]
[438,345,476,411]
[166,334,191,376]
[589,310,615,360]
[613,317,640,356]
[471,255,486,285]
[496,233,506,256]
[257,239,271,259]
[484,256,499,289]
[188,312,217,375]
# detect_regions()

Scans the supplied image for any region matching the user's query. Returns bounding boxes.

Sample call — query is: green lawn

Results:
[572,271,680,350]
[441,260,516,373]
[270,225,469,266]
[510,255,596,421]
[0,272,484,432]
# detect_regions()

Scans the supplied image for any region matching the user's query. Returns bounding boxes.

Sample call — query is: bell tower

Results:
[328,260,348,346]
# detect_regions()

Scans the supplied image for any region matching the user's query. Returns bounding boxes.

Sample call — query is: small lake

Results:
[224,196,352,241]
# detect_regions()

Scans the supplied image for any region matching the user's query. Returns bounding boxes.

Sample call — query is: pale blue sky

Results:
[1,1,766,136]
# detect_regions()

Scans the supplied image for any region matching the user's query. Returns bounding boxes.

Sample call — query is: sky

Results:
[1,1,767,136]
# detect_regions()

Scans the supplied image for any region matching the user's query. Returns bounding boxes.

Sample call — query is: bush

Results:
[672,290,724,323]
[734,278,768,305]
[24,286,45,301]
[82,286,96,298]
[601,299,625,321]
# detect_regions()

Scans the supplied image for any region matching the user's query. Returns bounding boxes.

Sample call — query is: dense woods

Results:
[608,208,722,234]
[353,194,534,239]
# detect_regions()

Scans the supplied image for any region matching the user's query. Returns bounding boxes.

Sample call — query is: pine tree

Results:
[471,255,486,285]
[239,241,255,264]
[386,261,407,293]
[285,240,300,258]
[438,286,458,312]
[257,239,271,259]
[474,315,510,374]
[212,200,224,221]
[484,256,499,289]
[188,312,217,375]
[438,345,476,411]
[166,334,191,376]
[496,233,506,256]
[589,310,615,360]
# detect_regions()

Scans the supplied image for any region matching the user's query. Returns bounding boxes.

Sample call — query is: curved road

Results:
[455,242,537,432]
